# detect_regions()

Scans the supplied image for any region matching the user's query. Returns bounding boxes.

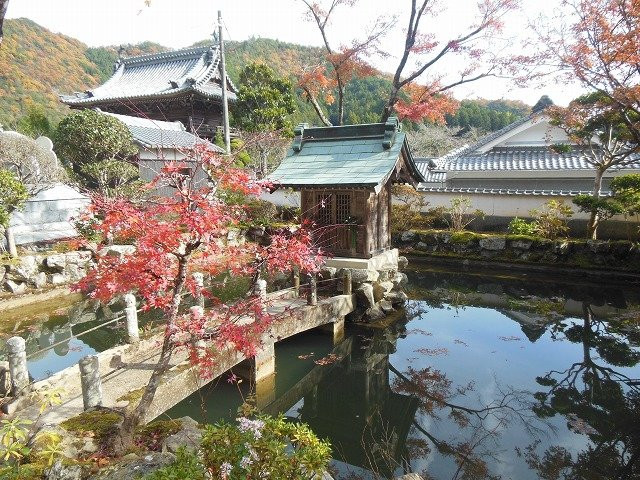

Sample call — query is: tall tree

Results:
[298,0,393,126]
[299,0,523,126]
[233,63,296,177]
[76,145,322,453]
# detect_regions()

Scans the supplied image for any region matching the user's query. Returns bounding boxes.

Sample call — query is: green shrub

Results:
[508,217,537,236]
[201,414,331,480]
[530,200,573,240]
[245,199,277,226]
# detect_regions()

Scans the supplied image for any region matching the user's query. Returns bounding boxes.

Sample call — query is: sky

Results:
[6,0,584,106]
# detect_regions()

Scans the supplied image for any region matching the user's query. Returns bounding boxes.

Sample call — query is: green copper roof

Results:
[269,118,424,190]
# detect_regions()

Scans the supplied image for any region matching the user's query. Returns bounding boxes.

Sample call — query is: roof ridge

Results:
[121,45,216,67]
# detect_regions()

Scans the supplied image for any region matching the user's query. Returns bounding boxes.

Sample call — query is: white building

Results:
[414,112,640,237]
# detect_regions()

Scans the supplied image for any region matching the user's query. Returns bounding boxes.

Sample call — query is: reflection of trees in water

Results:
[525,302,640,479]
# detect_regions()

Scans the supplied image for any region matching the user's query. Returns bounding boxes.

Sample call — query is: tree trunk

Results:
[588,168,605,240]
[5,225,17,257]
[110,255,190,455]
[0,0,8,45]
[381,88,400,122]
[337,80,345,126]
[302,86,332,127]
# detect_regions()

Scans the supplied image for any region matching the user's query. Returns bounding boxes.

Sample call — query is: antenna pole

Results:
[218,10,231,155]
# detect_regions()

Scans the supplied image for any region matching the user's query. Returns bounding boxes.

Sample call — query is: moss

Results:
[117,388,145,408]
[505,234,541,242]
[61,410,122,439]
[135,419,183,451]
[449,231,482,244]
[0,462,47,480]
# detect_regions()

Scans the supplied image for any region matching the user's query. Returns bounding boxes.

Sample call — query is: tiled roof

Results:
[269,118,424,189]
[417,186,599,196]
[103,112,223,151]
[61,46,237,106]
[415,147,640,177]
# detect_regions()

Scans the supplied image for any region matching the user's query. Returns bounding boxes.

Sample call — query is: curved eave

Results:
[61,87,237,107]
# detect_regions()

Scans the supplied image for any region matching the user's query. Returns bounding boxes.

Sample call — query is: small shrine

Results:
[60,46,236,139]
[269,118,424,259]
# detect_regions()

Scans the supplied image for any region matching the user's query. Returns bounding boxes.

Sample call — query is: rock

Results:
[379,300,395,314]
[397,256,409,269]
[511,240,533,250]
[365,305,387,321]
[350,269,379,283]
[91,452,176,480]
[372,282,386,303]
[4,279,26,294]
[163,417,202,453]
[379,281,394,293]
[98,245,136,258]
[392,273,408,288]
[395,475,424,480]
[355,283,376,309]
[30,272,48,289]
[587,239,609,254]
[377,268,396,282]
[400,231,418,243]
[47,273,68,286]
[385,290,408,306]
[319,266,337,280]
[45,254,67,272]
[416,241,429,250]
[0,361,10,396]
[479,237,506,251]
[19,255,39,272]
[45,461,83,480]
[65,264,84,282]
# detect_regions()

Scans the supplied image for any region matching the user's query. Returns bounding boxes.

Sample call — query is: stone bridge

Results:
[10,291,355,425]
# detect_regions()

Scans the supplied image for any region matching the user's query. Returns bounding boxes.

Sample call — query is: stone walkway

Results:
[16,294,355,426]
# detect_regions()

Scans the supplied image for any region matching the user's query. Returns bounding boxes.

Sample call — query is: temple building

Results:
[60,46,236,139]
[269,118,424,259]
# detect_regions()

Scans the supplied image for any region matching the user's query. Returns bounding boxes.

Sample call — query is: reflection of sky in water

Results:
[392,301,635,479]
[28,337,97,381]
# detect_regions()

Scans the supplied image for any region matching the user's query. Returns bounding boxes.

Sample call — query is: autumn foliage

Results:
[74,144,322,450]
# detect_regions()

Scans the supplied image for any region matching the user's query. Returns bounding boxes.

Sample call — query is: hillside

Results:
[0,18,530,133]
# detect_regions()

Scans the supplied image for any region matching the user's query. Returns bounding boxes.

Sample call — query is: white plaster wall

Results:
[10,184,90,245]
[260,189,301,207]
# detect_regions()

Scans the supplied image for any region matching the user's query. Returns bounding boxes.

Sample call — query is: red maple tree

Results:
[75,144,322,452]
[298,0,526,125]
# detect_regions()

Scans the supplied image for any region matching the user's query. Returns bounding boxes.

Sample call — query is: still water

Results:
[3,262,640,478]
[168,262,640,479]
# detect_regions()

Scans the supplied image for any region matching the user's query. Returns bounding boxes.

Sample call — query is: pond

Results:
[166,261,640,479]
[3,262,640,479]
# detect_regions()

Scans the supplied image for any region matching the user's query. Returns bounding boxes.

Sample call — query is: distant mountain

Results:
[0,18,530,132]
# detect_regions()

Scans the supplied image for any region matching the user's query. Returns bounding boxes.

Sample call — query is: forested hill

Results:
[0,18,530,131]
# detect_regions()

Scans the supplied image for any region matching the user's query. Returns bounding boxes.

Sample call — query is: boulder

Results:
[0,361,10,396]
[400,231,418,243]
[479,237,506,251]
[65,264,85,282]
[379,300,395,314]
[385,290,408,306]
[511,240,533,250]
[397,256,409,269]
[4,279,26,294]
[379,281,395,293]
[47,273,68,286]
[355,283,376,309]
[415,241,430,250]
[350,268,379,283]
[392,273,408,288]
[587,239,610,254]
[45,254,67,272]
[395,475,424,480]
[45,461,83,480]
[98,245,136,258]
[319,266,337,280]
[365,305,387,321]
[163,416,202,453]
[30,272,48,289]
[372,282,386,303]
[90,452,176,480]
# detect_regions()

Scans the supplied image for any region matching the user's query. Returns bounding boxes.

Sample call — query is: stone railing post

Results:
[189,306,206,360]
[192,272,205,308]
[307,273,317,306]
[7,336,29,396]
[293,268,300,297]
[124,293,139,344]
[79,355,102,410]
[342,269,352,295]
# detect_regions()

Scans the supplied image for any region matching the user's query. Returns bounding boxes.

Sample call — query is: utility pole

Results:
[218,10,231,155]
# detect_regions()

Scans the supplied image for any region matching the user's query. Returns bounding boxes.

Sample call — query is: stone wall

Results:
[395,229,640,273]
[1,251,93,295]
